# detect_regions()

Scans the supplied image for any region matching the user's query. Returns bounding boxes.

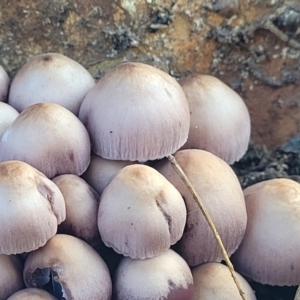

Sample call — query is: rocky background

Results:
[1,0,300,149]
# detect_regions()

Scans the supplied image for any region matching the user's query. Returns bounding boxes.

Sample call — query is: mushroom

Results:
[179,74,251,164]
[0,65,10,102]
[98,164,187,259]
[295,286,300,300]
[81,153,134,195]
[0,160,66,255]
[0,103,91,178]
[8,53,95,115]
[232,178,300,286]
[0,254,24,300]
[0,102,19,137]
[7,288,57,300]
[113,249,194,300]
[52,174,101,247]
[79,62,190,161]
[23,234,112,300]
[192,263,256,300]
[155,149,247,266]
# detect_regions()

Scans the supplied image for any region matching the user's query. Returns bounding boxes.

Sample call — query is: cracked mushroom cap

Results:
[52,174,101,247]
[23,234,112,300]
[232,178,300,286]
[0,254,24,300]
[98,164,187,259]
[0,102,19,137]
[7,288,57,300]
[8,53,95,115]
[79,62,190,161]
[0,160,66,255]
[0,103,91,178]
[0,65,10,102]
[179,74,251,164]
[156,149,247,266]
[192,263,256,300]
[113,249,194,300]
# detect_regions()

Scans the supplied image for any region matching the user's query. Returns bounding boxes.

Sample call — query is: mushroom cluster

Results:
[0,53,277,300]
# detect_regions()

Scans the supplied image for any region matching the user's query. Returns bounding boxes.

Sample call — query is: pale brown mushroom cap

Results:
[0,102,19,137]
[52,174,101,246]
[0,254,24,300]
[98,164,187,259]
[179,74,251,164]
[156,149,247,266]
[23,234,112,300]
[113,249,194,300]
[192,263,256,300]
[0,160,66,255]
[0,103,91,178]
[7,288,57,300]
[8,53,95,115]
[79,62,190,161]
[232,178,300,286]
[0,65,10,102]
[295,286,300,300]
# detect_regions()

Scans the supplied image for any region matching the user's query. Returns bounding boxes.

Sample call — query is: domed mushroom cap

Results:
[0,65,10,102]
[52,174,101,247]
[7,288,57,300]
[179,74,251,164]
[0,102,19,137]
[98,164,187,259]
[23,234,112,300]
[0,254,24,300]
[8,53,95,115]
[192,263,256,300]
[0,103,91,178]
[0,160,66,255]
[79,62,190,162]
[156,149,247,266]
[232,178,300,286]
[113,249,194,300]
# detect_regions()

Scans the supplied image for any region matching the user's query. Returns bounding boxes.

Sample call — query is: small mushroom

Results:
[0,160,66,255]
[0,254,24,300]
[0,102,19,137]
[179,74,251,164]
[23,234,112,300]
[8,53,95,115]
[7,288,57,300]
[0,65,10,102]
[232,178,300,286]
[52,174,101,247]
[192,263,256,300]
[0,103,91,178]
[156,149,247,266]
[98,164,187,259]
[113,249,194,300]
[79,62,190,161]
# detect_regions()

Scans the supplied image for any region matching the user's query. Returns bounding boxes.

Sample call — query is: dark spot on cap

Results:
[42,55,52,62]
[68,151,74,162]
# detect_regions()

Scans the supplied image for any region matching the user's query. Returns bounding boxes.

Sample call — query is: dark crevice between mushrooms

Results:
[30,268,65,300]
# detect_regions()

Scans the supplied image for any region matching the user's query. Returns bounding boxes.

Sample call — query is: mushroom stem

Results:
[167,155,247,300]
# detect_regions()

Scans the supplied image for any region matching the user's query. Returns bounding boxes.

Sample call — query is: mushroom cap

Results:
[0,160,66,255]
[232,178,300,286]
[192,263,256,300]
[79,62,190,161]
[98,164,187,259]
[0,102,19,137]
[52,174,101,246]
[0,103,91,178]
[113,249,194,300]
[295,286,300,300]
[0,65,10,102]
[8,53,95,115]
[23,234,112,300]
[81,153,134,195]
[0,254,24,300]
[179,74,251,164]
[156,149,247,266]
[7,288,57,300]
